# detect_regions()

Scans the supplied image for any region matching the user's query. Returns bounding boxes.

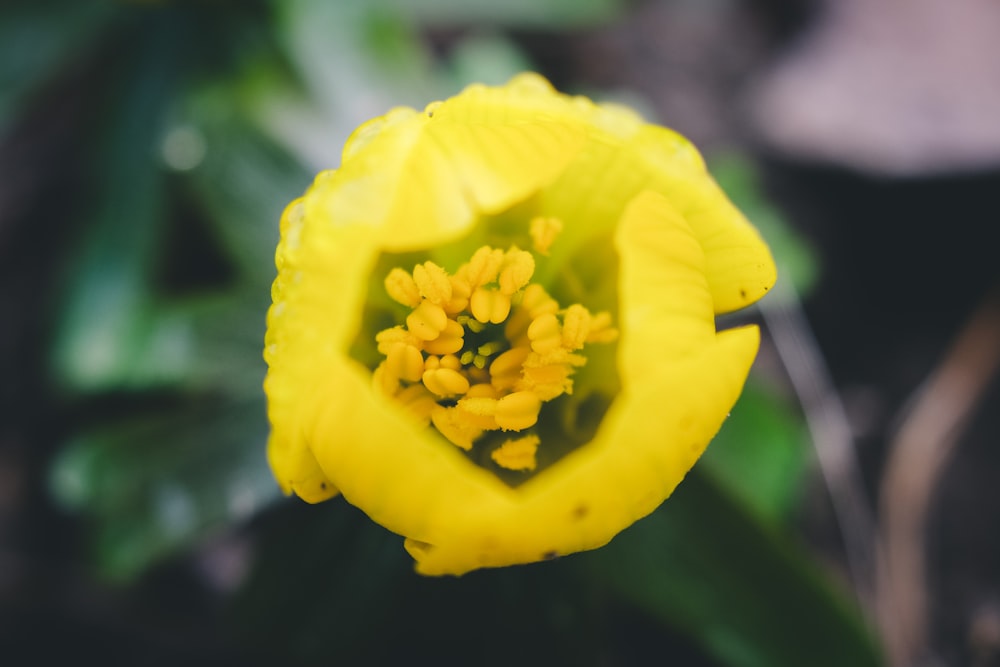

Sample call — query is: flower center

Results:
[370,217,617,474]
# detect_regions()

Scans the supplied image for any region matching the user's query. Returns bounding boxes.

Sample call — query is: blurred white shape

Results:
[748,0,1000,174]
[162,125,207,172]
[156,483,196,538]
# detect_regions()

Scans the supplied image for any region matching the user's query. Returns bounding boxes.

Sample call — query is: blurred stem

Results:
[759,273,878,617]
[877,288,1000,666]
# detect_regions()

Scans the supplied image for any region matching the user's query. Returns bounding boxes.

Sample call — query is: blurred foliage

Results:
[2,0,879,664]
[711,153,821,296]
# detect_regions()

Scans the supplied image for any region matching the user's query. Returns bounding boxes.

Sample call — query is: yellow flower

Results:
[264,73,776,576]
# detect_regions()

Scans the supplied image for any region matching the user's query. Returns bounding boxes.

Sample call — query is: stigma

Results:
[372,225,616,473]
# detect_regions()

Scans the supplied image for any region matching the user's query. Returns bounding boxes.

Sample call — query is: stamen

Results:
[372,233,616,475]
[464,246,504,287]
[413,261,452,305]
[529,216,563,256]
[527,312,562,354]
[495,391,542,431]
[470,288,511,324]
[445,276,471,314]
[423,319,464,355]
[587,311,619,343]
[385,342,424,382]
[422,366,470,398]
[431,406,481,450]
[385,268,422,308]
[491,435,540,471]
[456,396,500,430]
[395,384,437,425]
[497,248,534,295]
[407,300,448,340]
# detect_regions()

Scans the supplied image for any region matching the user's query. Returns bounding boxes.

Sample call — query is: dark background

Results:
[2,1,998,665]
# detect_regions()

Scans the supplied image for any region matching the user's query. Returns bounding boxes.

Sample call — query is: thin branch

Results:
[877,289,1000,666]
[759,274,878,617]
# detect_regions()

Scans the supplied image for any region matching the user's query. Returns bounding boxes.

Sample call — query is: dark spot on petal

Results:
[572,504,589,520]
[739,288,747,299]
[320,482,327,490]
[542,550,559,561]
[427,110,434,118]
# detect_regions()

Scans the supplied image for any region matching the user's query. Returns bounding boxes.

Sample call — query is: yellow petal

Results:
[307,77,588,254]
[264,73,772,576]
[535,103,775,314]
[630,125,777,313]
[400,193,761,574]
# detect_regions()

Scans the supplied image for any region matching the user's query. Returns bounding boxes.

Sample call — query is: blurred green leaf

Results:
[50,15,181,392]
[274,0,437,142]
[711,154,820,295]
[382,0,623,28]
[445,32,535,88]
[701,379,809,521]
[49,395,278,580]
[184,103,312,286]
[585,471,882,667]
[235,502,712,666]
[0,0,113,134]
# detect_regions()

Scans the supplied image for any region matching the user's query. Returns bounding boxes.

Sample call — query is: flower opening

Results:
[364,219,618,479]
[264,73,777,576]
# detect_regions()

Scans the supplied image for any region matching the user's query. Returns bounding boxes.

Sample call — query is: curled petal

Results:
[264,74,774,576]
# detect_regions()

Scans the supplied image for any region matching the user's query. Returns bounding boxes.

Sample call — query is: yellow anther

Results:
[491,435,540,471]
[374,228,618,472]
[430,406,481,451]
[413,261,452,305]
[465,383,499,399]
[529,216,563,256]
[384,268,422,308]
[489,346,530,390]
[464,246,504,287]
[456,396,500,430]
[375,326,422,355]
[372,362,399,396]
[505,283,558,343]
[445,275,471,314]
[470,288,511,324]
[385,342,424,382]
[520,283,559,317]
[518,362,574,401]
[407,300,448,340]
[466,365,490,385]
[495,391,542,431]
[422,367,470,398]
[423,319,464,355]
[439,354,462,371]
[528,348,587,368]
[395,384,437,425]
[457,396,497,416]
[527,312,562,354]
[561,304,591,350]
[498,248,535,295]
[587,311,620,343]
